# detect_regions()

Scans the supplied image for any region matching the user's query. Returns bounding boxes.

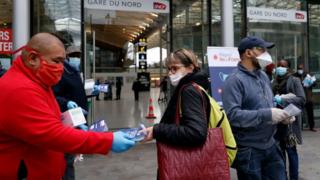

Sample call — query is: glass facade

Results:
[308,2,320,120]
[32,0,81,47]
[172,0,209,65]
[247,0,307,70]
[27,0,320,122]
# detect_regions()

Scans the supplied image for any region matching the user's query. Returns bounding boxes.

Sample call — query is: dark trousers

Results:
[62,154,75,180]
[134,91,139,101]
[280,142,299,180]
[116,88,121,99]
[235,144,286,180]
[306,101,315,129]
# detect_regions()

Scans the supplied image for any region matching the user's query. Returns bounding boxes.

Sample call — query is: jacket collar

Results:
[238,62,262,78]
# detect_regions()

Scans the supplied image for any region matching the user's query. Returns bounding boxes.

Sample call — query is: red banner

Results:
[0,29,13,54]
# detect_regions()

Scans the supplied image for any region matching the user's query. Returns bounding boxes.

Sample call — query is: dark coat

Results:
[53,61,88,112]
[272,75,306,144]
[153,71,210,147]
[132,80,140,92]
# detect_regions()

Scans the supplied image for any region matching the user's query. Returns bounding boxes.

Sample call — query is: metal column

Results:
[221,0,234,46]
[13,0,30,52]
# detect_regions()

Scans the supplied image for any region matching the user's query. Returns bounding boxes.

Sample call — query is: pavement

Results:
[74,87,320,180]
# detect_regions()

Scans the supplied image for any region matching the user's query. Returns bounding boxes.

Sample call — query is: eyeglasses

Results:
[167,64,184,73]
[253,47,266,52]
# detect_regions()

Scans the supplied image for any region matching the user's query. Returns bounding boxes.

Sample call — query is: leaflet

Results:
[121,124,146,142]
[283,104,301,117]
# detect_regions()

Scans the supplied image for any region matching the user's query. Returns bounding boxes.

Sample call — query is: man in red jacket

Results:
[0,33,135,180]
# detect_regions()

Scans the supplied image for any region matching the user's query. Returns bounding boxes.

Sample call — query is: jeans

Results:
[234,144,286,180]
[280,143,299,180]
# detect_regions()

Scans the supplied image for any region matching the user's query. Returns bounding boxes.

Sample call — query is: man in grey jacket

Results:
[222,36,294,180]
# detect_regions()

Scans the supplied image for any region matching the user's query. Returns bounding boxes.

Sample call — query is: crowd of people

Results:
[0,32,317,180]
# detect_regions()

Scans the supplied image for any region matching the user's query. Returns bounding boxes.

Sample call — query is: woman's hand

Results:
[141,126,154,142]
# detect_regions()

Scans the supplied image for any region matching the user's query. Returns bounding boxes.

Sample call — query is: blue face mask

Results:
[68,57,81,71]
[276,67,287,76]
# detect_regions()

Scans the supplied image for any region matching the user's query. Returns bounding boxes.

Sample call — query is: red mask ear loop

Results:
[10,45,39,55]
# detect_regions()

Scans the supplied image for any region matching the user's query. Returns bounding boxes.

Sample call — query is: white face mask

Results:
[298,69,304,75]
[169,72,185,86]
[256,52,272,70]
[69,57,81,71]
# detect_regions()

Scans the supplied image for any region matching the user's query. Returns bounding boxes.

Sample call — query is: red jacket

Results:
[0,56,113,180]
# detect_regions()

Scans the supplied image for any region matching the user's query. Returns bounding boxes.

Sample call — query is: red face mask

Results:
[35,56,64,87]
[12,45,64,87]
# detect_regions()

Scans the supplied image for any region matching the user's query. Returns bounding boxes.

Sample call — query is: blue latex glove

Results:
[91,85,100,96]
[77,124,88,131]
[94,85,99,91]
[307,79,313,87]
[274,95,282,105]
[67,101,78,109]
[111,131,135,153]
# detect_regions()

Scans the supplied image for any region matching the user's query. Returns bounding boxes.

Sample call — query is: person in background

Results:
[0,62,7,77]
[53,45,88,180]
[141,49,211,177]
[272,59,305,180]
[103,80,113,100]
[158,76,168,103]
[132,78,141,101]
[0,33,135,180]
[222,36,293,180]
[115,77,123,100]
[95,79,101,100]
[293,64,317,132]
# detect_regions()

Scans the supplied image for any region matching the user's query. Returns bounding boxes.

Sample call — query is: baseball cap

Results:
[238,36,275,55]
[66,46,80,55]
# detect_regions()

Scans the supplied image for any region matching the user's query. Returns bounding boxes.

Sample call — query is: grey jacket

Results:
[272,75,306,143]
[222,63,275,149]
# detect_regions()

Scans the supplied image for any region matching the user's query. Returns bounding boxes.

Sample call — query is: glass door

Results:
[83,1,170,129]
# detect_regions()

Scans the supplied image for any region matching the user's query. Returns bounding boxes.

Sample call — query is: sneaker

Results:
[310,129,317,132]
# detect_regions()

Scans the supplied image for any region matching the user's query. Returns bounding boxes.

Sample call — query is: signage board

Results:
[247,7,307,23]
[207,47,241,104]
[0,28,12,54]
[85,0,169,13]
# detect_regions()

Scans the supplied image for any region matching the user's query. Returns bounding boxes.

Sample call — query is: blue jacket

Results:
[222,63,275,149]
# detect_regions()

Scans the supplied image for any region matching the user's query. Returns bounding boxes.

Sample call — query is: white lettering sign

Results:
[247,7,307,23]
[85,0,169,13]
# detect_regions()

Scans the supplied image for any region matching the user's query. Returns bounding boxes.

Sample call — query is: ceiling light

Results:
[139,25,146,30]
[142,22,150,27]
[150,13,158,17]
[145,18,154,23]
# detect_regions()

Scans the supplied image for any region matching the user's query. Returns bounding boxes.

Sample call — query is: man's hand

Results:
[281,116,296,125]
[271,108,290,124]
[111,131,135,153]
